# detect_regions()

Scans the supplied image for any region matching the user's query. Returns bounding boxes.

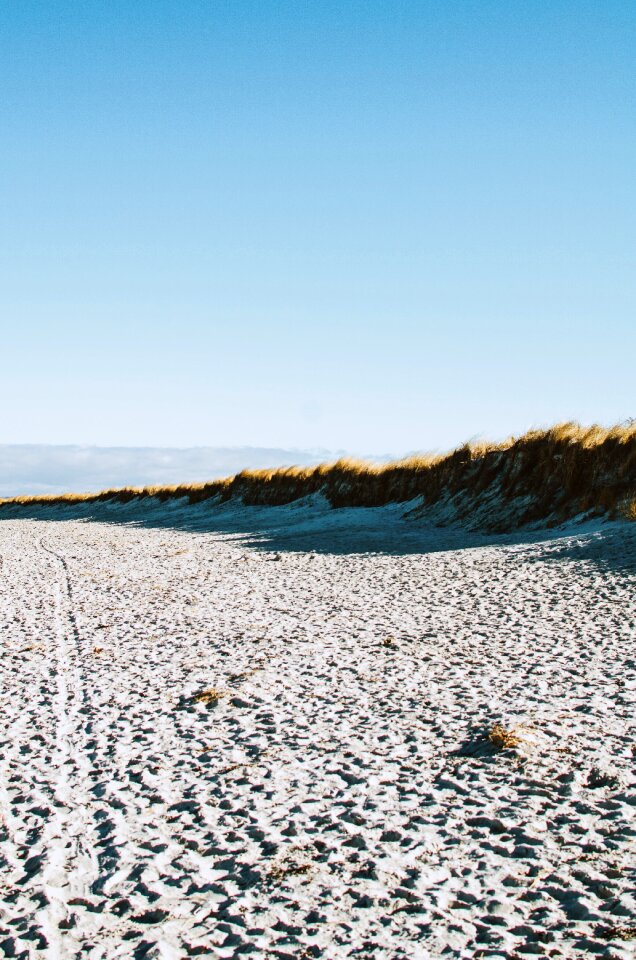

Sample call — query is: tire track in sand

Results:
[36,539,103,956]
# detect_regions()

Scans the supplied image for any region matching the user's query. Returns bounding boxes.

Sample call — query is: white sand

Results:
[0,503,635,958]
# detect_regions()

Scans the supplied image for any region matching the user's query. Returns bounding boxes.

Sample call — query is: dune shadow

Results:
[3,495,628,563]
[0,496,533,556]
[528,523,636,577]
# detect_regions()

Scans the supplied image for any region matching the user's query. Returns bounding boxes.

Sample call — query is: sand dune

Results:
[0,506,635,958]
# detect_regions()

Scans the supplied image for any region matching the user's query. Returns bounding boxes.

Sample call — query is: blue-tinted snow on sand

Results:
[0,498,635,958]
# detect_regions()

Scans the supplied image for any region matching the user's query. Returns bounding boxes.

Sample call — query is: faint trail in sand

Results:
[1,516,634,958]
[36,539,102,956]
[0,545,23,906]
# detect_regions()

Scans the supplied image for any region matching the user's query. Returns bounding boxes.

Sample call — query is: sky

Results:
[0,445,339,497]
[1,0,634,462]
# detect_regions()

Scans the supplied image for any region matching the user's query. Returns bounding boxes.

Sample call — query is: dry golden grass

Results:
[488,723,523,750]
[623,499,636,521]
[1,421,635,530]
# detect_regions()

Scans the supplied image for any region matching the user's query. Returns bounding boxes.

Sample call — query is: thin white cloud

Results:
[0,445,340,498]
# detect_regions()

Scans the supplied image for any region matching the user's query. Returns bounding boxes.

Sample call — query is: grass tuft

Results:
[623,499,636,521]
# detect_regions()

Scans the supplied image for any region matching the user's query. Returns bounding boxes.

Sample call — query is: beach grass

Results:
[2,421,635,530]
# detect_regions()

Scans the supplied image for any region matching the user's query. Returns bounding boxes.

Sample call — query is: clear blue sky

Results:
[1,1,634,456]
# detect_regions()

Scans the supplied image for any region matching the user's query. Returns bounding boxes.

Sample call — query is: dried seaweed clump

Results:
[488,723,522,750]
[192,688,221,705]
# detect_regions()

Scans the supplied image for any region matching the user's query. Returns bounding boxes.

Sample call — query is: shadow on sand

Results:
[2,495,634,571]
[529,526,636,577]
[0,497,493,555]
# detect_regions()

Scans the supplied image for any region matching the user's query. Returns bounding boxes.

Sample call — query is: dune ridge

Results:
[2,422,635,531]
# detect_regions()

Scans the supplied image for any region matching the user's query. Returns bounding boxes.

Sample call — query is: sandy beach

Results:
[0,505,634,958]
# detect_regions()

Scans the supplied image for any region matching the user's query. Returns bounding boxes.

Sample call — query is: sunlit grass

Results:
[1,421,635,528]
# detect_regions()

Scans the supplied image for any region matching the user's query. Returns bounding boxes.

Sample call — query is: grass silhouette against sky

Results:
[4,423,635,531]
[1,1,634,453]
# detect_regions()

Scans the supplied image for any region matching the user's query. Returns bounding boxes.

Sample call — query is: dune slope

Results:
[2,422,635,532]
